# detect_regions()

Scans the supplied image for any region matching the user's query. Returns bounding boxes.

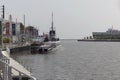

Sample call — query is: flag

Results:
[6,22,10,36]
[12,23,16,35]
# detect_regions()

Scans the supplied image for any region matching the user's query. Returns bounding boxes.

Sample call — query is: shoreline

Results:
[77,39,120,42]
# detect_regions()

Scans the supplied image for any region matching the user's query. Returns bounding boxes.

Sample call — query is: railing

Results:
[0,53,11,80]
[0,48,36,80]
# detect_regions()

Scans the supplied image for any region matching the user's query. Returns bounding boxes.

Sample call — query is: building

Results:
[25,26,39,40]
[3,20,21,43]
[0,17,26,46]
[0,18,18,43]
[92,28,120,39]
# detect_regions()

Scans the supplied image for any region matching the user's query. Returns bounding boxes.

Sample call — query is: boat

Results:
[42,12,60,51]
[31,12,60,53]
[30,36,44,53]
[44,12,59,42]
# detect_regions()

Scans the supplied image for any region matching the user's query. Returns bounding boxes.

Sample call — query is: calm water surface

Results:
[13,40,120,80]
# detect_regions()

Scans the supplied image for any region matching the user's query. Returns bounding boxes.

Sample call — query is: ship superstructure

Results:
[49,12,56,41]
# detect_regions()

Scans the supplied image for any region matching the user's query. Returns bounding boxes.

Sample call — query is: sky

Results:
[0,0,120,39]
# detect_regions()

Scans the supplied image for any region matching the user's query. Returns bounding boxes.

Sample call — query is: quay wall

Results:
[10,46,31,54]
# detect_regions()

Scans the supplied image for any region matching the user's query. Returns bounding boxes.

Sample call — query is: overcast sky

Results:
[1,0,120,39]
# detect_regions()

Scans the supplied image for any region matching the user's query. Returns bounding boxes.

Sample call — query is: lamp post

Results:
[1,5,5,49]
[2,5,4,19]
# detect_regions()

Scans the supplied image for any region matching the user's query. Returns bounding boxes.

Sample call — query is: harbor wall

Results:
[10,46,31,54]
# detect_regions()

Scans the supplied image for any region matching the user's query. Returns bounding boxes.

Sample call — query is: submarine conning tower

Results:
[49,12,56,41]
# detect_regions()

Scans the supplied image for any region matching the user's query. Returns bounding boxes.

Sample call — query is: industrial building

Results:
[92,28,120,39]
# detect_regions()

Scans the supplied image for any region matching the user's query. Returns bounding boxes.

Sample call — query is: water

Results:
[13,40,120,80]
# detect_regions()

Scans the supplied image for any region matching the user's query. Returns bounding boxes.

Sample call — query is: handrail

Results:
[0,59,9,65]
[0,47,37,80]
[0,58,36,80]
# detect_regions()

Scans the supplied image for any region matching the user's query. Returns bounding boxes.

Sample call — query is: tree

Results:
[3,38,10,43]
[89,36,92,39]
[20,23,25,33]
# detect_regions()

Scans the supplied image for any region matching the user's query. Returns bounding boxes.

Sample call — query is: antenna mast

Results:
[51,12,54,31]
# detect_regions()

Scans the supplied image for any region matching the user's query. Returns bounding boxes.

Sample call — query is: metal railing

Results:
[0,47,36,80]
[0,52,11,80]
